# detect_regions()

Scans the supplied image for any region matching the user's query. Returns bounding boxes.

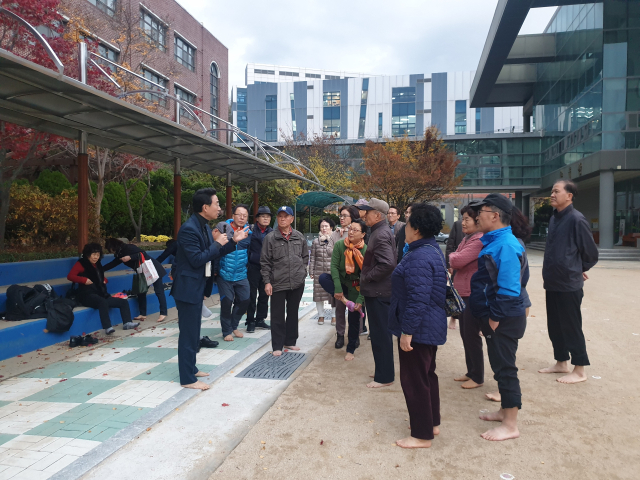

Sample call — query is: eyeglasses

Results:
[478,209,496,215]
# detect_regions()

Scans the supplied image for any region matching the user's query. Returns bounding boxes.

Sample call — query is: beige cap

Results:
[355,197,389,215]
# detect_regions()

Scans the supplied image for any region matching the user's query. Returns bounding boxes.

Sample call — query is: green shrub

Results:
[33,170,72,196]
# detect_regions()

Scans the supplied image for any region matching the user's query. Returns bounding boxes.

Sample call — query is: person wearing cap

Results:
[357,198,397,388]
[246,206,273,333]
[260,206,309,356]
[538,180,598,384]
[468,193,529,441]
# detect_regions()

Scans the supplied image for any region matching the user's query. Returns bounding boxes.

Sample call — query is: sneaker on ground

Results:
[255,320,270,330]
[200,336,219,348]
[123,322,140,330]
[359,326,368,336]
[105,327,115,335]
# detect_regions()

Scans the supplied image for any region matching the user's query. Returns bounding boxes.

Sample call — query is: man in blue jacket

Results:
[171,188,248,390]
[246,206,273,333]
[469,193,529,442]
[215,204,252,342]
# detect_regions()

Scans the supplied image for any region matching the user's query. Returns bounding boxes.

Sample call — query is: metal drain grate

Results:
[236,352,307,380]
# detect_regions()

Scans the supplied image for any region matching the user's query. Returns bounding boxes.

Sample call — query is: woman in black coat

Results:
[104,238,168,322]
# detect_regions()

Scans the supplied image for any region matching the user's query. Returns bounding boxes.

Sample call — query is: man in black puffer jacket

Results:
[246,206,273,332]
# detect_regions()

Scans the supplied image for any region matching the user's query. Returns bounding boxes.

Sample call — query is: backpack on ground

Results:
[3,284,56,321]
[45,298,75,333]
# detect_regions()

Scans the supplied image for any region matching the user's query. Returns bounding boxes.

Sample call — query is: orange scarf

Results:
[344,237,365,274]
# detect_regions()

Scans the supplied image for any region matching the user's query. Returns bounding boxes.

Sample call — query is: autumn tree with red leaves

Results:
[354,127,462,214]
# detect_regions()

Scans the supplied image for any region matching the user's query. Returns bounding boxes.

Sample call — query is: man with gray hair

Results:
[356,198,397,388]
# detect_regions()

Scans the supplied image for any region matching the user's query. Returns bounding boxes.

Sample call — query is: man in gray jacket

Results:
[539,180,598,384]
[261,206,309,356]
[357,198,397,388]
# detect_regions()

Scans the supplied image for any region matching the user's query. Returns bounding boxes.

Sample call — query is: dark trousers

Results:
[137,277,168,316]
[81,294,131,329]
[480,315,526,410]
[365,296,395,384]
[398,340,440,440]
[175,299,202,385]
[217,277,250,337]
[459,297,484,384]
[545,289,589,366]
[247,264,269,323]
[318,273,360,353]
[270,285,305,351]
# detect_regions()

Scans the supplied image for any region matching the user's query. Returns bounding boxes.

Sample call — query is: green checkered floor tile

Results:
[0,433,17,445]
[22,379,125,403]
[20,362,106,379]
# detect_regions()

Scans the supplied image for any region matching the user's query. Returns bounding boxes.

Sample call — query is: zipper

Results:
[483,283,489,306]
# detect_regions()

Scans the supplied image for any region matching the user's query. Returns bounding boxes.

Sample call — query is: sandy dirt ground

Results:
[210,253,640,480]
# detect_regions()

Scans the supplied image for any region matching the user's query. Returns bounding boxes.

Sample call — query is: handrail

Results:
[0,7,64,75]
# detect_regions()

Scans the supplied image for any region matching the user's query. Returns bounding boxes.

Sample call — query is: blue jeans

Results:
[217,277,250,337]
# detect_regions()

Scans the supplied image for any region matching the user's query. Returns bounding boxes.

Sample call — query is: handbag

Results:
[132,254,150,295]
[65,283,80,308]
[423,244,466,318]
[137,253,159,287]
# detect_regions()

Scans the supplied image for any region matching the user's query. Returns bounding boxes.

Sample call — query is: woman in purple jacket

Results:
[389,203,447,449]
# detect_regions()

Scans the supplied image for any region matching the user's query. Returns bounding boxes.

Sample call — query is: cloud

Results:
[178,0,556,89]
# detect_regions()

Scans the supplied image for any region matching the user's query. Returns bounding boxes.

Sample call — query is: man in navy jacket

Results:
[469,193,529,442]
[246,206,273,332]
[171,188,248,390]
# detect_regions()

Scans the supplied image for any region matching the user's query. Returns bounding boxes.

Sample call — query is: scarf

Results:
[319,234,331,242]
[343,237,365,274]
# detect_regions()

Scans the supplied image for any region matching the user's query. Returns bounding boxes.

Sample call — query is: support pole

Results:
[77,132,88,254]
[253,180,259,220]
[515,191,523,212]
[226,172,232,220]
[599,170,615,249]
[173,158,182,236]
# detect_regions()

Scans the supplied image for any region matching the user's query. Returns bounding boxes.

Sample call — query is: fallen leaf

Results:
[103,374,108,376]
[146,428,152,431]
[88,430,91,433]
[209,440,212,444]
[60,421,65,424]
[44,358,49,360]
[59,379,67,382]
[17,355,22,357]
[337,456,342,459]
[320,440,324,445]
[87,392,92,395]
[260,441,266,444]
[222,403,230,407]
[260,455,264,458]
[146,371,151,375]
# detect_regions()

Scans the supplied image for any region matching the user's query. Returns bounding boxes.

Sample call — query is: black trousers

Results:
[365,296,395,384]
[318,273,360,353]
[398,340,440,440]
[480,315,526,410]
[459,297,484,384]
[81,294,131,329]
[270,285,305,352]
[175,299,202,385]
[545,289,589,366]
[137,277,168,316]
[247,264,269,323]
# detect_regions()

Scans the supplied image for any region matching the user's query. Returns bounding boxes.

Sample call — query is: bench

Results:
[622,233,640,247]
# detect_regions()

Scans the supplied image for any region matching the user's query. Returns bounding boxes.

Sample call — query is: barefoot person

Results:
[469,194,529,441]
[171,188,248,390]
[390,203,448,449]
[539,180,598,384]
[356,198,397,388]
[318,219,367,361]
[261,206,309,356]
[449,203,485,390]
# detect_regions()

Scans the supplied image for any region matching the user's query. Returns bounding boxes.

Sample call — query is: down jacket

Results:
[448,232,484,297]
[388,237,447,345]
[310,236,335,302]
[215,219,252,282]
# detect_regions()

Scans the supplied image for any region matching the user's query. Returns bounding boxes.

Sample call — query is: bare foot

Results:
[461,379,483,389]
[433,426,440,435]
[157,315,166,323]
[195,372,209,377]
[345,352,354,361]
[557,371,587,384]
[480,410,505,422]
[181,381,210,390]
[284,345,300,351]
[454,375,470,382]
[481,424,520,441]
[366,381,393,388]
[224,335,234,342]
[272,350,282,356]
[448,318,458,330]
[538,361,571,374]
[396,436,432,449]
[485,391,501,402]
[134,315,146,321]
[233,330,244,338]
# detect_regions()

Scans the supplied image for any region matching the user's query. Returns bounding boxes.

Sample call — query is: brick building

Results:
[60,0,228,140]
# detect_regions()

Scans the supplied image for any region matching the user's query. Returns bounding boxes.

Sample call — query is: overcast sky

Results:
[179,0,557,88]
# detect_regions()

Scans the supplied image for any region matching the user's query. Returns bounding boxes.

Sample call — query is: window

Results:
[306,73,321,79]
[475,108,481,134]
[323,92,340,137]
[174,35,195,71]
[210,63,219,138]
[254,69,275,75]
[358,78,369,139]
[140,9,166,51]
[307,85,314,90]
[392,87,416,137]
[290,93,297,138]
[142,69,167,107]
[265,95,277,141]
[175,86,196,121]
[325,75,340,80]
[98,43,119,72]
[279,71,299,77]
[307,115,314,119]
[378,112,383,138]
[455,100,467,134]
[88,0,116,17]
[236,87,247,133]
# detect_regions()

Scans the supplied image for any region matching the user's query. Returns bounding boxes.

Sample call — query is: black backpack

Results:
[45,298,75,333]
[4,284,56,321]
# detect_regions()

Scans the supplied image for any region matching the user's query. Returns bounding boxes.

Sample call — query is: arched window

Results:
[210,62,219,139]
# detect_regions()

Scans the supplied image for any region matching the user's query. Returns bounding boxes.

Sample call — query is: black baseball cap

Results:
[257,206,272,217]
[475,193,513,214]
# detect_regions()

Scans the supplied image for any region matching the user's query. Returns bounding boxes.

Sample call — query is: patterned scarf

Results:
[343,237,365,274]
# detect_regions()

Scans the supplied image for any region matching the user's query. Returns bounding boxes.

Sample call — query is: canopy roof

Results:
[0,49,319,185]
[295,191,351,215]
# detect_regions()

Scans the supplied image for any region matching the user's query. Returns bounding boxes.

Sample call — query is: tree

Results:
[33,169,72,196]
[354,127,462,214]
